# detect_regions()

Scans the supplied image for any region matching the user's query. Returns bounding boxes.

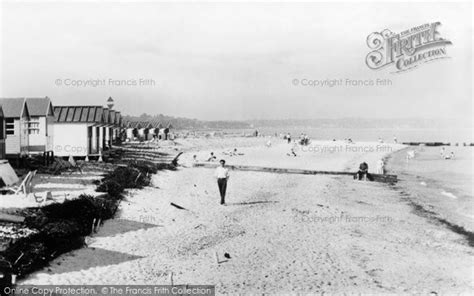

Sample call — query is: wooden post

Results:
[91,218,96,234]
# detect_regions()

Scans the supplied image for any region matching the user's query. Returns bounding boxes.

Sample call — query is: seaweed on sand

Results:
[0,194,120,279]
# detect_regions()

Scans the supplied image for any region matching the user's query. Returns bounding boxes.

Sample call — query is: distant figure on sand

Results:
[393,136,398,143]
[287,147,297,157]
[445,152,455,160]
[287,133,292,144]
[406,150,416,161]
[354,162,373,181]
[193,155,198,162]
[208,152,217,162]
[376,159,385,174]
[224,148,243,156]
[214,159,230,205]
[440,147,446,158]
[266,140,272,148]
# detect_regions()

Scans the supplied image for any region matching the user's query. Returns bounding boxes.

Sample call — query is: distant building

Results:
[25,97,55,154]
[0,98,30,158]
[0,106,5,159]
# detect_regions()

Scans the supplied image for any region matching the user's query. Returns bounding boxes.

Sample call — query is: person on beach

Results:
[287,143,298,157]
[214,159,230,205]
[287,133,291,144]
[376,159,385,174]
[354,162,373,181]
[406,150,416,162]
[208,152,217,162]
[444,152,455,160]
[440,147,446,158]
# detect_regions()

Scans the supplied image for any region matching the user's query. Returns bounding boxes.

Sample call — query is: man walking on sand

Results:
[215,159,230,205]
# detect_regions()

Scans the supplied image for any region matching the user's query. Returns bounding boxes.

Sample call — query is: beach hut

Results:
[124,121,141,141]
[149,120,163,140]
[0,106,5,159]
[113,111,122,142]
[0,98,30,158]
[138,121,153,140]
[107,110,116,146]
[25,97,55,154]
[164,122,173,140]
[53,106,106,157]
[102,108,115,149]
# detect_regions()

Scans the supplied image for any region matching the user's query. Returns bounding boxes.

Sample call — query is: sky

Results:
[0,1,472,122]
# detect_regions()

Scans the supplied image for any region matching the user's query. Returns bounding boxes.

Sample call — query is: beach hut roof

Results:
[109,110,116,123]
[140,121,153,129]
[25,97,54,117]
[127,121,142,129]
[0,98,30,118]
[115,112,122,126]
[149,120,162,128]
[103,108,110,124]
[54,105,105,123]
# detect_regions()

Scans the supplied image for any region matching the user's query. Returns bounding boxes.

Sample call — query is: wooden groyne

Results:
[402,142,474,147]
[193,163,397,184]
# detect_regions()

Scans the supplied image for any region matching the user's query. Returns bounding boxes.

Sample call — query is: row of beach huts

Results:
[0,97,172,160]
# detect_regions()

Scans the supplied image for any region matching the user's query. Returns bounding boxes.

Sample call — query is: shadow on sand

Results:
[227,200,279,206]
[46,247,143,274]
[93,218,163,238]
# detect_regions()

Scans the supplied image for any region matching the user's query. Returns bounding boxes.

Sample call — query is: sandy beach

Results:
[19,137,474,294]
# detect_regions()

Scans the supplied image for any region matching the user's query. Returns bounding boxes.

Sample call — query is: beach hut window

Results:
[6,119,14,135]
[28,118,40,134]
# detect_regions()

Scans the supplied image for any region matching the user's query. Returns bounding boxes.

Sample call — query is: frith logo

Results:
[366,22,452,73]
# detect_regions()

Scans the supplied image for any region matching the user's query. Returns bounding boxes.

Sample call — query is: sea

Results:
[243,127,474,144]
[385,145,473,234]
